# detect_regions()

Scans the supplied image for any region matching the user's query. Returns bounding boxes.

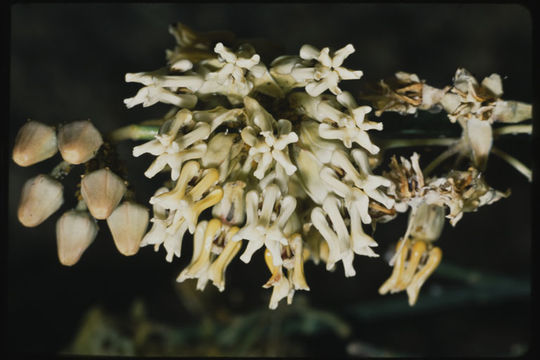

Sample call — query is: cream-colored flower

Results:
[177,219,242,292]
[311,194,379,277]
[133,109,209,180]
[290,92,381,154]
[166,22,235,72]
[197,43,266,102]
[298,44,363,96]
[150,161,223,234]
[124,84,198,109]
[212,181,246,225]
[231,184,297,267]
[241,97,298,179]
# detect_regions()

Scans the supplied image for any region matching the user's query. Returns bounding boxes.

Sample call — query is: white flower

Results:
[201,133,243,182]
[124,85,198,109]
[231,184,297,267]
[290,92,381,154]
[332,149,395,209]
[241,97,298,179]
[206,226,243,292]
[150,161,223,234]
[142,190,191,263]
[297,44,363,96]
[165,22,234,71]
[213,42,265,83]
[133,109,210,180]
[262,242,308,310]
[293,147,331,205]
[125,71,204,92]
[311,194,379,277]
[177,219,242,292]
[212,181,247,225]
[198,43,265,101]
[176,220,212,289]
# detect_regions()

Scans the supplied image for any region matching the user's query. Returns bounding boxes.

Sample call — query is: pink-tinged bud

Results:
[12,121,58,167]
[80,168,126,220]
[107,201,149,256]
[58,120,103,164]
[56,210,98,266]
[18,174,63,227]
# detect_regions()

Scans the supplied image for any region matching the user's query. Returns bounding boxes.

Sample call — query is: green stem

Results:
[493,124,532,137]
[378,137,458,150]
[106,125,159,143]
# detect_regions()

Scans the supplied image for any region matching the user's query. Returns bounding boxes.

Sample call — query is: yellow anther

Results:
[186,218,221,276]
[191,188,224,219]
[319,239,330,264]
[263,248,283,288]
[188,168,220,199]
[207,226,242,292]
[406,247,442,306]
[396,240,427,291]
[379,238,409,295]
[302,247,310,262]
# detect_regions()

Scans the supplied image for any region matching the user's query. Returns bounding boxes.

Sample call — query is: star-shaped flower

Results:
[297,44,363,96]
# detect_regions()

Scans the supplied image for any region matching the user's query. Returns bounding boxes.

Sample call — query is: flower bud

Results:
[80,168,126,219]
[18,174,63,227]
[56,210,98,266]
[12,121,58,167]
[107,201,149,256]
[58,120,103,164]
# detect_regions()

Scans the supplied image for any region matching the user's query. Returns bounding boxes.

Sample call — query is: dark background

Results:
[8,3,533,357]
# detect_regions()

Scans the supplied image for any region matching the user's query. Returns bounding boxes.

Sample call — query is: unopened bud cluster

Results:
[13,23,531,309]
[13,119,149,265]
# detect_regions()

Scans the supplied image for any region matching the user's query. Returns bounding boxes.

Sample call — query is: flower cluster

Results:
[13,22,531,309]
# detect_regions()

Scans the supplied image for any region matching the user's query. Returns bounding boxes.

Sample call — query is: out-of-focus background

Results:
[8,4,532,357]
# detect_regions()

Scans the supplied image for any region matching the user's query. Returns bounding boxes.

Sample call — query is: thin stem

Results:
[389,206,417,267]
[493,124,532,138]
[491,147,532,182]
[423,143,463,177]
[107,124,159,143]
[378,137,458,150]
